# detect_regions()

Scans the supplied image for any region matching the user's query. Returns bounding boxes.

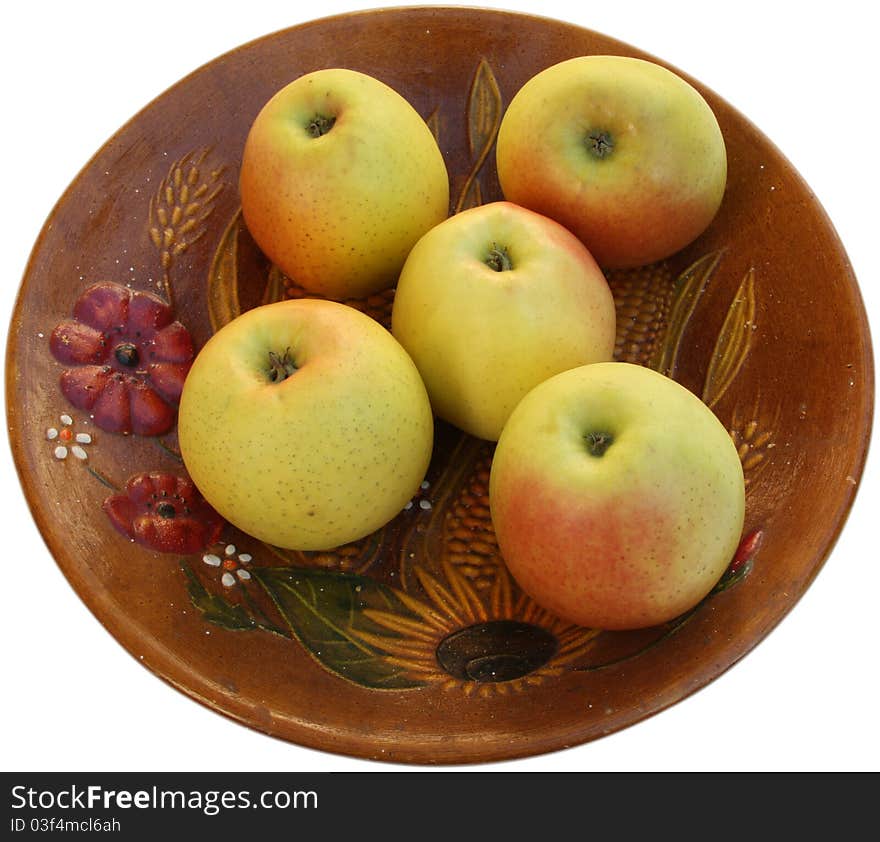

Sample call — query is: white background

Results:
[2,1,877,772]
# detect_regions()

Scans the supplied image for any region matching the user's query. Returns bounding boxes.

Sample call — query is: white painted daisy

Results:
[46,413,92,461]
[202,543,254,587]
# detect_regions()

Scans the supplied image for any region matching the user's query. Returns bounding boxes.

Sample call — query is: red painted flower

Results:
[50,282,194,436]
[103,472,225,555]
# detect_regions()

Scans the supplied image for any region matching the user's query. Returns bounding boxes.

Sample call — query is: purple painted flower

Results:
[50,282,194,436]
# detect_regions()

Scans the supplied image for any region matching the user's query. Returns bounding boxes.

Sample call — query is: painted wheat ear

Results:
[729,398,779,486]
[149,147,225,306]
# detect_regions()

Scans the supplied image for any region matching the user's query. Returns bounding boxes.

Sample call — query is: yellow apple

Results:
[496,55,727,269]
[239,68,450,299]
[178,299,434,550]
[489,362,745,630]
[391,201,616,441]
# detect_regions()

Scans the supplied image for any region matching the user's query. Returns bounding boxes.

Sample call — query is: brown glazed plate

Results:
[5,6,874,765]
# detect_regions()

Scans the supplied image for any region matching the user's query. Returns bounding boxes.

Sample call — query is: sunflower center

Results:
[436,620,559,683]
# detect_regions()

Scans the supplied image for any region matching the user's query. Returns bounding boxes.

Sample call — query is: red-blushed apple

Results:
[496,55,727,269]
[489,362,745,630]
[391,201,616,441]
[177,298,434,551]
[239,68,449,300]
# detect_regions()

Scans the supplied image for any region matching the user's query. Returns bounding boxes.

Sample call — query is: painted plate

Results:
[5,7,873,764]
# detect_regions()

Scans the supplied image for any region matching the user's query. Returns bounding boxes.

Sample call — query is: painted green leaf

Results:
[180,561,257,631]
[713,529,761,594]
[252,567,425,690]
[712,557,754,594]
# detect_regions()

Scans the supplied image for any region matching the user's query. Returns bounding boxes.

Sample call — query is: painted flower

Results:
[49,281,194,436]
[203,543,254,587]
[103,472,224,554]
[402,478,433,513]
[46,413,92,461]
[361,560,601,697]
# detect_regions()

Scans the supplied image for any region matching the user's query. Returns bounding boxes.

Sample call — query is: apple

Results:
[239,67,450,300]
[177,298,434,550]
[489,362,745,630]
[391,201,616,441]
[495,55,727,269]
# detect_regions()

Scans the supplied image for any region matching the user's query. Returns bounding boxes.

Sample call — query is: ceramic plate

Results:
[6,7,873,764]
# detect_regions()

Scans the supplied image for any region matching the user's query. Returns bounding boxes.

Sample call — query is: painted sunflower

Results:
[358,559,601,697]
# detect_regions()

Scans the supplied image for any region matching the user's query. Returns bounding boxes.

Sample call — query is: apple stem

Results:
[585,431,613,456]
[585,130,614,159]
[266,348,298,383]
[306,114,336,138]
[485,243,513,272]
